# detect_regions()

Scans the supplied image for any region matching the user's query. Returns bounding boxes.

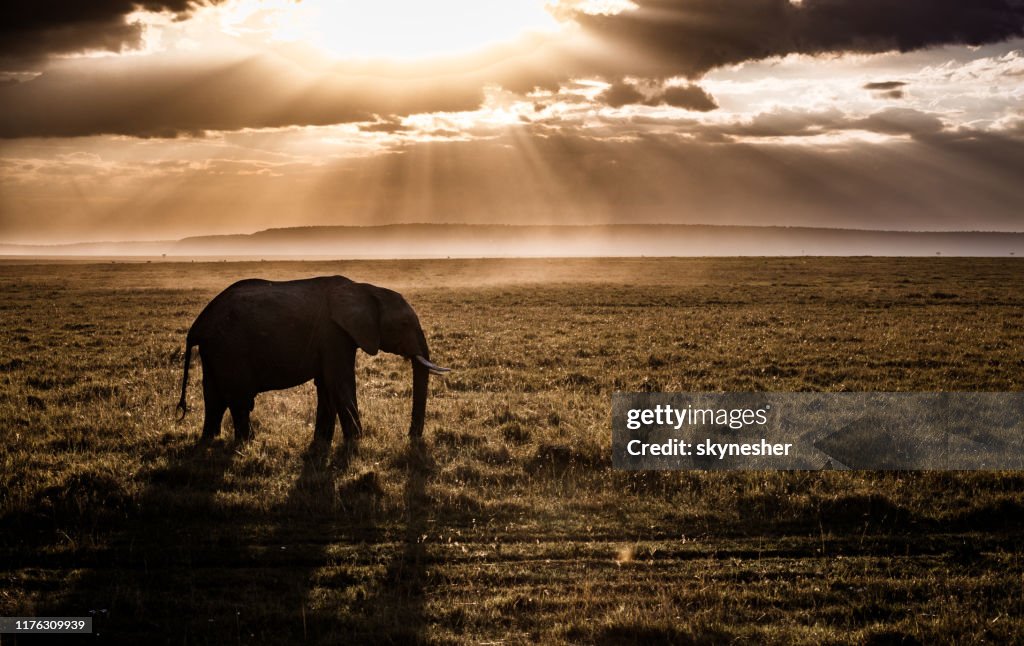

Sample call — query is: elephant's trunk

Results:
[409,328,450,437]
[410,360,429,438]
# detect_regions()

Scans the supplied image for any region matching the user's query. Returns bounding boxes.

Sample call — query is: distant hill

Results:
[2,224,1023,258]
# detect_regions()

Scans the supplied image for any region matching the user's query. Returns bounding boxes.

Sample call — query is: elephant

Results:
[175,275,450,444]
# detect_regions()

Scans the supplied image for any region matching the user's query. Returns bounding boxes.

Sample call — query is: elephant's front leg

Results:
[324,346,361,441]
[338,376,362,441]
[313,379,336,443]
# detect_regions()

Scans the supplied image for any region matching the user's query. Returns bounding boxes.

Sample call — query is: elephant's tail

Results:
[176,342,195,421]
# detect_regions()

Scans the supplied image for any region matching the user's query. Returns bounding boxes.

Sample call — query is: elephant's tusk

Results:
[416,355,451,375]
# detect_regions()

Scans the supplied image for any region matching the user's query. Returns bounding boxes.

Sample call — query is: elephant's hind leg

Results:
[229,398,255,442]
[313,379,336,443]
[200,375,226,441]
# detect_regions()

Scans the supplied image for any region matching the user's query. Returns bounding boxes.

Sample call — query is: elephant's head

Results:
[328,277,449,437]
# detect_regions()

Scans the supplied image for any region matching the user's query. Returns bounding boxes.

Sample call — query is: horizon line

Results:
[5,222,1024,249]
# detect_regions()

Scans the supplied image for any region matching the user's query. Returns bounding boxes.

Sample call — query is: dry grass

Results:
[1,257,1023,644]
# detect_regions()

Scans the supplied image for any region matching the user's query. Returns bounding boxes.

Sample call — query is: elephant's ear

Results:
[328,283,381,355]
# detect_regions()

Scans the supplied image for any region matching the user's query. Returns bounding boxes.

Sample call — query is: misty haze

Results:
[2,224,1023,259]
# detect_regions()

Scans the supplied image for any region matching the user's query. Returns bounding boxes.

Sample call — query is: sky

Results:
[1,0,1023,244]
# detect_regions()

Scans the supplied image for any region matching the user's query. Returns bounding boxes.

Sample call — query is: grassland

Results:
[1,257,1023,644]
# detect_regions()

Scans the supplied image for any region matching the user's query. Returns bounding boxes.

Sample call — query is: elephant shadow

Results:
[265,435,435,641]
[353,438,434,641]
[34,421,435,643]
[277,437,385,528]
[33,436,238,640]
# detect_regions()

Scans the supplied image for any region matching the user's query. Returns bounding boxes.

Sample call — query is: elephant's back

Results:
[188,278,321,345]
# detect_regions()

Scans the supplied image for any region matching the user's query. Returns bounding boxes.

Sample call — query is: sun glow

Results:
[214,0,561,60]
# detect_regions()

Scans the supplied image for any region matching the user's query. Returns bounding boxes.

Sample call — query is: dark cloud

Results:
[2,0,1022,137]
[650,84,718,111]
[572,0,1024,79]
[864,81,908,90]
[358,117,409,133]
[596,80,718,110]
[597,81,645,107]
[1,1,219,66]
[0,54,484,138]
[865,81,907,99]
